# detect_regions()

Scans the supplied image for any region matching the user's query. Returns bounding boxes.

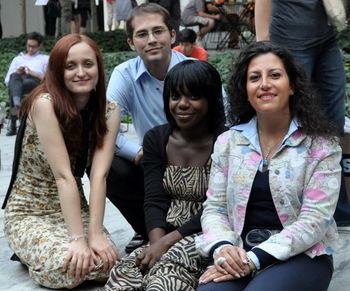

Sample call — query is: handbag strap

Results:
[2,115,27,209]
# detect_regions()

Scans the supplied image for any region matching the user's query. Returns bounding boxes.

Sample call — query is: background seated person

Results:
[4,32,49,136]
[181,0,221,43]
[103,60,226,290]
[173,28,208,61]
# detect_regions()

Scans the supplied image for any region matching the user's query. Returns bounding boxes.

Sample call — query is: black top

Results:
[243,170,283,231]
[271,0,335,49]
[244,170,282,269]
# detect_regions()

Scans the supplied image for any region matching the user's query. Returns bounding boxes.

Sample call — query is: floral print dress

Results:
[3,95,117,289]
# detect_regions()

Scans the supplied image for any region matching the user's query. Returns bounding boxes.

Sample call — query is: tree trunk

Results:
[59,0,72,35]
[20,0,26,34]
[91,0,98,32]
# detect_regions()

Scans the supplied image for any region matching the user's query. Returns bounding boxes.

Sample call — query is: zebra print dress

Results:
[102,162,211,291]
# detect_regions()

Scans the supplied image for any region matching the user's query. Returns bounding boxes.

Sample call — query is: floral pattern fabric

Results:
[3,95,118,289]
[196,126,342,261]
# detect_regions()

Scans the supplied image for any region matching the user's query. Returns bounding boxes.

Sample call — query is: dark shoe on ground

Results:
[6,128,17,136]
[10,253,21,262]
[125,233,147,253]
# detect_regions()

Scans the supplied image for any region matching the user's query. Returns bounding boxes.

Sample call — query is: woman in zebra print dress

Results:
[102,60,227,291]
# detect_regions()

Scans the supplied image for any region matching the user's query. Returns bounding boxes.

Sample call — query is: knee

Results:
[22,79,39,93]
[109,156,138,180]
[9,72,22,80]
[208,19,215,29]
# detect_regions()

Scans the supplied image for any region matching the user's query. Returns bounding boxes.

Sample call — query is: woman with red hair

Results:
[3,34,120,289]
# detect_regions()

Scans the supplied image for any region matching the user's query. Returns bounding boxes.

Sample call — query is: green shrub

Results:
[0,30,130,54]
[208,51,238,89]
[0,53,16,108]
[338,27,350,54]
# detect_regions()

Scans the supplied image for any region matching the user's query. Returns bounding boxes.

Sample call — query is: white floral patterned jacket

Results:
[196,121,341,261]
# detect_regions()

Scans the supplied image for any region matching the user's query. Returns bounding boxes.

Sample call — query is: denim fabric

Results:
[287,38,350,225]
[8,73,40,106]
[288,38,346,136]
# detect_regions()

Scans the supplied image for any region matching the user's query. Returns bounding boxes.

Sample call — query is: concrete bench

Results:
[328,226,350,290]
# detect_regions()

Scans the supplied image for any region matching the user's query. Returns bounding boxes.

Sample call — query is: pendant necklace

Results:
[262,147,271,167]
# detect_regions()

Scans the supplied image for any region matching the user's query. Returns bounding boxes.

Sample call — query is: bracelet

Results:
[69,234,86,242]
[246,256,257,277]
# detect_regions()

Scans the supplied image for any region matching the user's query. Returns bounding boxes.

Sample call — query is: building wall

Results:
[1,0,45,38]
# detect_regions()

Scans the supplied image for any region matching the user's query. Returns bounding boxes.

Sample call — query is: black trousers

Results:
[106,155,147,239]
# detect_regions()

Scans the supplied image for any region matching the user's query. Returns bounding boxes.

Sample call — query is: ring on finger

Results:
[216,256,227,266]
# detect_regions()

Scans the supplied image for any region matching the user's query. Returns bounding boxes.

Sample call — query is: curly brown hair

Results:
[228,41,338,137]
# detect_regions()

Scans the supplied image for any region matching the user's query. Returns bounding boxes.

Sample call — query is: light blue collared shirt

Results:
[107,50,188,161]
[232,117,299,171]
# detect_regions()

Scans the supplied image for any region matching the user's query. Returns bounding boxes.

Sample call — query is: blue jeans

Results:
[288,38,345,135]
[289,38,350,225]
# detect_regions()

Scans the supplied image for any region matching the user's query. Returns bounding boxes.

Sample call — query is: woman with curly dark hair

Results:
[196,41,341,291]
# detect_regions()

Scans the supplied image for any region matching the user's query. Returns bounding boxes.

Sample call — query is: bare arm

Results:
[255,0,272,41]
[32,96,92,281]
[206,3,221,14]
[198,10,221,21]
[88,104,120,271]
[25,67,45,81]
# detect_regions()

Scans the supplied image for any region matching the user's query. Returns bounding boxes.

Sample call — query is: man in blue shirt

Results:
[106,3,188,252]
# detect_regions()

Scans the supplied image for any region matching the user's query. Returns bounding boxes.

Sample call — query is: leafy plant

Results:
[208,51,238,89]
[338,27,350,54]
[0,29,130,54]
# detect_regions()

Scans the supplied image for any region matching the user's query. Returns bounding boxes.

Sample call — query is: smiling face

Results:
[169,89,209,130]
[246,53,293,118]
[127,13,175,68]
[64,42,99,100]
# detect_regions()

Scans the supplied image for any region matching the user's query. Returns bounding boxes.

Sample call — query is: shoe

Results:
[125,233,146,253]
[6,128,17,136]
[10,253,21,262]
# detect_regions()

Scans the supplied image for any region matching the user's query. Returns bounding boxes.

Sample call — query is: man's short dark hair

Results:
[27,32,44,45]
[178,28,197,44]
[126,3,172,39]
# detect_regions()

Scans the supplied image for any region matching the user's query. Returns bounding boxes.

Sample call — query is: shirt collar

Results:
[19,51,42,57]
[135,50,177,81]
[232,116,300,150]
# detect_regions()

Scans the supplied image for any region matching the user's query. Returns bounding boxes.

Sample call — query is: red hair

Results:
[20,34,107,155]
